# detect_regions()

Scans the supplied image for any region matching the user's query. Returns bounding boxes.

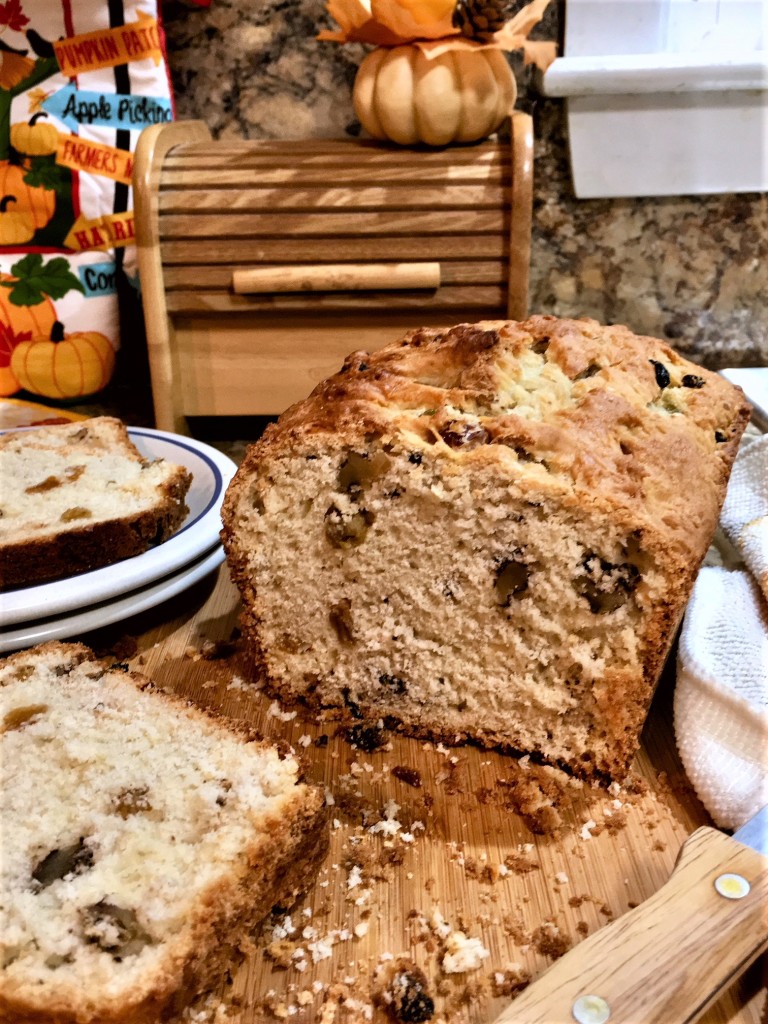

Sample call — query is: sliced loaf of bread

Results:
[0,417,192,589]
[0,642,328,1024]
[221,317,751,782]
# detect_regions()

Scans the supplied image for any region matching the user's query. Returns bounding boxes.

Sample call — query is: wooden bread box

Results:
[133,114,534,434]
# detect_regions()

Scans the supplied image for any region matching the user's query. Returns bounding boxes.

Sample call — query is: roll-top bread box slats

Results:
[134,114,534,433]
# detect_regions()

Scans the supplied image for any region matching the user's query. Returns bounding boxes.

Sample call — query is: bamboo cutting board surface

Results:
[113,564,765,1024]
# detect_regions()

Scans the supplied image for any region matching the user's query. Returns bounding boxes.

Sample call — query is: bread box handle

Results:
[231,262,440,294]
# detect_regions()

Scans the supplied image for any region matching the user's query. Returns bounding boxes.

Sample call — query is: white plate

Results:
[0,544,226,654]
[721,368,768,433]
[1,428,238,627]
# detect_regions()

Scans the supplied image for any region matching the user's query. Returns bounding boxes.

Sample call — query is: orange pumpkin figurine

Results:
[10,319,116,399]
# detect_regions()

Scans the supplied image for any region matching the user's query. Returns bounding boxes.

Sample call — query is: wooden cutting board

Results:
[113,564,765,1024]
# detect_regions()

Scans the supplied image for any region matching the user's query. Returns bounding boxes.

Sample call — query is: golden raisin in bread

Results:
[0,642,328,1024]
[221,317,751,781]
[0,417,192,590]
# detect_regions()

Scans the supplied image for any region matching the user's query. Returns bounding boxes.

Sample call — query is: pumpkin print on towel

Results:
[0,264,57,394]
[11,319,115,399]
[0,0,174,402]
[0,251,118,399]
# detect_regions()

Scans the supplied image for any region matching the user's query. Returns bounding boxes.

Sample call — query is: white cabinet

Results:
[542,0,768,197]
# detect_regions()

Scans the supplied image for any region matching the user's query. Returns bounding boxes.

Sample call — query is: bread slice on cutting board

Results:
[0,641,329,1024]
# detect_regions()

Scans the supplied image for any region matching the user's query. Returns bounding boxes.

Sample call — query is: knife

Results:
[495,805,768,1024]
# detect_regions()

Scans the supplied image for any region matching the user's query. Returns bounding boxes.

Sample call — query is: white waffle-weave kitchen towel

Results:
[720,435,768,603]
[674,566,768,831]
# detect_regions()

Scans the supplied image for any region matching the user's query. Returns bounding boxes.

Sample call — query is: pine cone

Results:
[452,0,511,41]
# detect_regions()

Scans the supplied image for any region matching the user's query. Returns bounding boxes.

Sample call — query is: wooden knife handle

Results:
[232,262,441,294]
[495,827,768,1024]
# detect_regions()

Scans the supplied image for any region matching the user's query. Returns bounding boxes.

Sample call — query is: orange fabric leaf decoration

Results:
[370,0,457,41]
[318,0,405,45]
[320,0,458,45]
[319,0,556,69]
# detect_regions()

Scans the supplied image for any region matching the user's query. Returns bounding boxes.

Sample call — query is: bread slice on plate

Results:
[222,316,751,782]
[0,642,329,1024]
[0,417,192,590]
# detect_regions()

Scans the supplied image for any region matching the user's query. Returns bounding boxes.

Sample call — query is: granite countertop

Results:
[159,0,767,370]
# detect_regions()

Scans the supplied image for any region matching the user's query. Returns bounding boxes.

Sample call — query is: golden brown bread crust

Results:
[0,642,329,1024]
[221,317,751,780]
[238,316,750,565]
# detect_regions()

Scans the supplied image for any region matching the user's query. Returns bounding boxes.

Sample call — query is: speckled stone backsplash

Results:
[162,0,767,369]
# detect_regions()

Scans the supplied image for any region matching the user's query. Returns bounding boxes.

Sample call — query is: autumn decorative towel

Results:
[0,0,173,402]
[675,432,768,832]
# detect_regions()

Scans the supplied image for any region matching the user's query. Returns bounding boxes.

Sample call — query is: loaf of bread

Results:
[0,642,328,1024]
[0,417,192,590]
[221,317,751,781]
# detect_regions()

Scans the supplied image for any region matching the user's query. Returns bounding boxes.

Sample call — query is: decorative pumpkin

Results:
[0,195,36,245]
[0,273,58,338]
[0,160,55,231]
[353,44,516,146]
[0,273,58,396]
[10,113,60,157]
[10,320,116,399]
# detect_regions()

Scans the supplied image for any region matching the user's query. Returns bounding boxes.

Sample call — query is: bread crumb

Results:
[491,964,531,998]
[531,921,572,959]
[580,819,597,840]
[373,957,434,1022]
[268,701,297,722]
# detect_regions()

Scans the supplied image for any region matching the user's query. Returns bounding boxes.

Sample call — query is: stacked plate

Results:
[0,428,239,654]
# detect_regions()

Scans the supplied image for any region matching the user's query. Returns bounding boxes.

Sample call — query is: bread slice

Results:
[221,316,752,781]
[0,642,328,1024]
[0,417,192,590]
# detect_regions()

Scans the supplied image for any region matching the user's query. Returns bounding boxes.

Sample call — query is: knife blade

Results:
[494,805,768,1024]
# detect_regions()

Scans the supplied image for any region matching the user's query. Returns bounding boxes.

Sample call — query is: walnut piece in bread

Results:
[0,417,192,589]
[221,317,751,781]
[0,642,328,1024]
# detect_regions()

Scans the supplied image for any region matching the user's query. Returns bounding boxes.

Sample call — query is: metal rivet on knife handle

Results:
[714,872,751,899]
[572,994,610,1024]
